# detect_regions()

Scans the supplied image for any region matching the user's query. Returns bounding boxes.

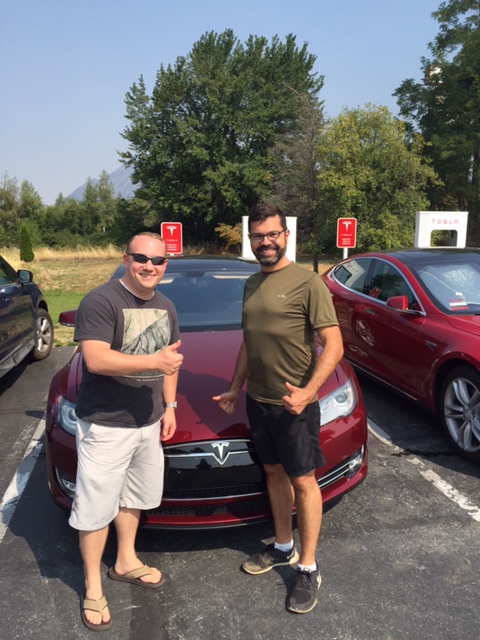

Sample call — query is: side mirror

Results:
[17,269,33,284]
[386,295,424,315]
[386,295,409,311]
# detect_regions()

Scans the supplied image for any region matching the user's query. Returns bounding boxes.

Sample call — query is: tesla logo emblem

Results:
[211,441,231,465]
[165,225,177,236]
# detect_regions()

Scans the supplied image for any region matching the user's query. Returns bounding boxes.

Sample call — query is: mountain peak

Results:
[68,165,135,200]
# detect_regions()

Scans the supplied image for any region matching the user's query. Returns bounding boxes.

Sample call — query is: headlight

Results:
[57,397,77,436]
[319,379,357,426]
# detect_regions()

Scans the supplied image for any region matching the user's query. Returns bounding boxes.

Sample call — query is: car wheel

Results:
[439,366,480,464]
[31,308,54,361]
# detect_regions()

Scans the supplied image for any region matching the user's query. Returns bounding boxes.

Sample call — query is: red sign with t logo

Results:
[161,222,183,255]
[336,217,357,248]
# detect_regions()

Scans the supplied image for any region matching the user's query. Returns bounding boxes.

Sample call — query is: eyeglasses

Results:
[248,230,286,243]
[127,253,167,266]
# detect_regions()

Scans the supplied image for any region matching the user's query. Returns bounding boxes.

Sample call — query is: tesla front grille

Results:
[147,497,271,518]
[161,439,264,499]
[162,482,265,500]
[155,439,358,508]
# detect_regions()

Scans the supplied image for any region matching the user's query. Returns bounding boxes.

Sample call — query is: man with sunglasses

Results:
[69,232,183,631]
[214,204,343,614]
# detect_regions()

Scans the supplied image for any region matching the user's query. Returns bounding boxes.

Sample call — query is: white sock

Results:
[297,562,317,572]
[274,540,294,552]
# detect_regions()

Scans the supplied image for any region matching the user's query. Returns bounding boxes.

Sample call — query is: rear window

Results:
[333,258,372,293]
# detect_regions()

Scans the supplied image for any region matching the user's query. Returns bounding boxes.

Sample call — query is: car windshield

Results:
[412,260,480,314]
[156,268,252,330]
[111,260,258,331]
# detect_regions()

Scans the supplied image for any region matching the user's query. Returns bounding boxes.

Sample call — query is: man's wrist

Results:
[164,401,177,409]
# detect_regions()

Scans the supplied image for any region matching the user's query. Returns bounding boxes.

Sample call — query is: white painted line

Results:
[412,459,480,522]
[0,417,45,543]
[367,419,399,449]
[368,419,480,523]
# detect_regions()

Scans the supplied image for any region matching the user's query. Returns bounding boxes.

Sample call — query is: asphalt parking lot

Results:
[0,349,479,639]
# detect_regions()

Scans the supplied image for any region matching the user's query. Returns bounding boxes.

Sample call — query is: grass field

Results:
[1,246,335,347]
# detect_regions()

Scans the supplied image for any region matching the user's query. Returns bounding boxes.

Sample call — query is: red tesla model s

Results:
[45,256,368,528]
[323,247,480,465]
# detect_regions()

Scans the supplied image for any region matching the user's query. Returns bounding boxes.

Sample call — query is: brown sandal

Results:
[80,594,112,632]
[107,564,165,589]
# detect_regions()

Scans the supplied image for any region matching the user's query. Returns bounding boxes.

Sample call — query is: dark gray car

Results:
[0,254,53,378]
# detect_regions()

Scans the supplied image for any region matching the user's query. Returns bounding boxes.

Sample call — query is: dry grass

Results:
[2,244,122,263]
[2,245,123,292]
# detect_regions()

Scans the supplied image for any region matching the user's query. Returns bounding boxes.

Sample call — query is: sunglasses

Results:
[127,253,167,266]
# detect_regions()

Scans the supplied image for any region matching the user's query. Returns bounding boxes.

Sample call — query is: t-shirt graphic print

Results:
[122,308,171,379]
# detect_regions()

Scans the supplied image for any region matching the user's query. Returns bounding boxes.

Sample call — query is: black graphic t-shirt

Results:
[74,279,180,427]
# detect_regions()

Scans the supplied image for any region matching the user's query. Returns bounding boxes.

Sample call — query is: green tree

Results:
[113,197,159,243]
[19,180,43,220]
[96,170,117,233]
[18,180,44,246]
[314,105,439,252]
[214,222,242,253]
[269,89,324,241]
[394,0,480,244]
[50,195,85,242]
[36,172,122,246]
[81,178,101,235]
[63,197,83,237]
[0,172,20,245]
[19,224,34,261]
[120,30,323,244]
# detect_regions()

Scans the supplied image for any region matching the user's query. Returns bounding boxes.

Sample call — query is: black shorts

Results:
[246,394,325,478]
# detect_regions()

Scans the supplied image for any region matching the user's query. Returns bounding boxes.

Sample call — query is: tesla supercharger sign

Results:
[161,222,183,255]
[337,217,357,258]
[414,211,468,248]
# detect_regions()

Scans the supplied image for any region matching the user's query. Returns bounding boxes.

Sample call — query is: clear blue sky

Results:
[1,0,441,205]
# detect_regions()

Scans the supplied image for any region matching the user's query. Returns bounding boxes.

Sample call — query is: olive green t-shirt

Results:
[242,262,339,405]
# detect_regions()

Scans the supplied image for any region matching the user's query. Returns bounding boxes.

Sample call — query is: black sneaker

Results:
[241,543,299,575]
[287,566,322,613]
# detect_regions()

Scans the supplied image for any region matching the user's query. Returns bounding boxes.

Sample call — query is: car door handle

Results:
[364,307,376,316]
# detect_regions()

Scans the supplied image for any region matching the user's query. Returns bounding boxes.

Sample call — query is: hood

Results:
[60,329,343,444]
[446,314,480,337]
[174,330,250,442]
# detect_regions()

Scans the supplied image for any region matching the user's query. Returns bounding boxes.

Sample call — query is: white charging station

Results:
[414,211,469,248]
[242,216,297,261]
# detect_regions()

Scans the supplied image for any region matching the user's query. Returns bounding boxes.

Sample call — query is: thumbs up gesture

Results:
[155,340,183,375]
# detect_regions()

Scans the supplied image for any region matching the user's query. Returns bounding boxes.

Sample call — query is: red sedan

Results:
[45,256,368,529]
[323,248,480,464]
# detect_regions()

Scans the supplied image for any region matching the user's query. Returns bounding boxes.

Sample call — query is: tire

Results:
[439,366,480,465]
[31,308,54,361]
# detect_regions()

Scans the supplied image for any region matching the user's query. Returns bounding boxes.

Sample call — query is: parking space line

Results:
[0,418,45,543]
[368,419,480,523]
[412,460,480,522]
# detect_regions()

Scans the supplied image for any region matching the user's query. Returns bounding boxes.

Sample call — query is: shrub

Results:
[19,224,34,262]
